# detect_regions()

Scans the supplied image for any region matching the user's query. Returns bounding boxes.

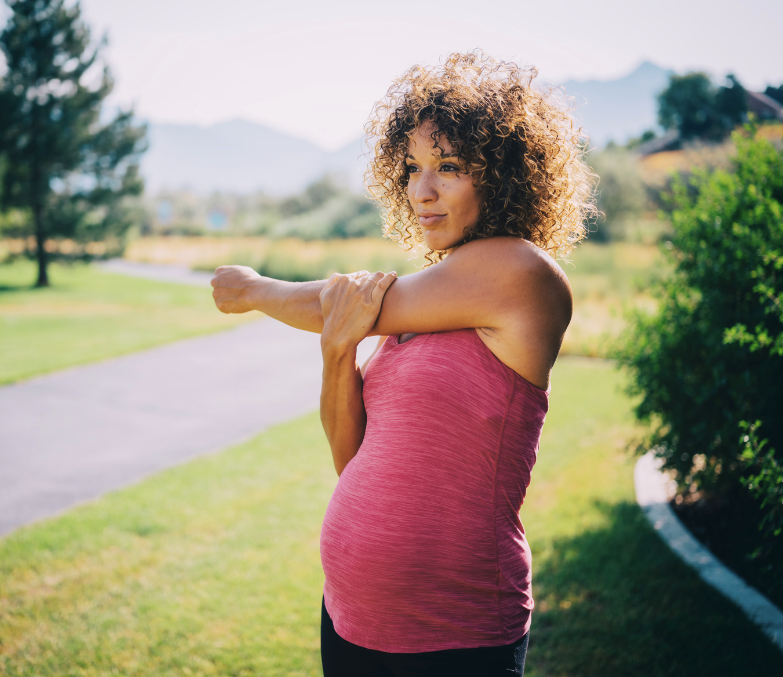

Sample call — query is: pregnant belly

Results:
[320,460,499,607]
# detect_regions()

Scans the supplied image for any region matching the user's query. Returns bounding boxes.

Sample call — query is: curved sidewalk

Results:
[635,452,783,653]
[1,263,377,537]
[98,258,216,287]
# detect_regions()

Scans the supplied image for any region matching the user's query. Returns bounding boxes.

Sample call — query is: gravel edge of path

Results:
[634,452,783,653]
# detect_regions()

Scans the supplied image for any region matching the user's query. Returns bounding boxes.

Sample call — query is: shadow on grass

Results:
[527,501,783,677]
[0,284,39,292]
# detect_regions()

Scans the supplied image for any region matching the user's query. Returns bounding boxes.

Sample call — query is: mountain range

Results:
[562,61,673,148]
[141,61,672,196]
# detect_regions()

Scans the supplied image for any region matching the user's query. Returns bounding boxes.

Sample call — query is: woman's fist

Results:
[211,265,262,314]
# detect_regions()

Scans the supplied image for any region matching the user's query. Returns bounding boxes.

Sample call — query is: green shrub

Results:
[618,129,782,520]
[739,421,783,539]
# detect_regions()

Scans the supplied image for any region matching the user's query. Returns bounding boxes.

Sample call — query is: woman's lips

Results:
[418,214,445,227]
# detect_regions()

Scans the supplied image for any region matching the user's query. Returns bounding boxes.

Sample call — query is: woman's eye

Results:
[406,165,420,173]
[440,163,459,172]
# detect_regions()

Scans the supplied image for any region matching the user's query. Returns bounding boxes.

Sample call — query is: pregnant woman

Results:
[211,51,595,676]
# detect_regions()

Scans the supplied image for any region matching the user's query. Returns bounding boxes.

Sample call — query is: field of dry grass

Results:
[124,235,424,276]
[638,122,783,188]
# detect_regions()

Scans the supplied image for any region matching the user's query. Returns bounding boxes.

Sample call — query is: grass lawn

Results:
[557,242,662,358]
[0,260,253,384]
[1,358,780,676]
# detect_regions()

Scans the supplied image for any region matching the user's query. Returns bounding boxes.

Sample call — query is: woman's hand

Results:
[320,271,397,352]
[319,270,396,476]
[211,265,264,314]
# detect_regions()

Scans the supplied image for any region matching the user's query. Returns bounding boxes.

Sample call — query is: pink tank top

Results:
[320,328,549,653]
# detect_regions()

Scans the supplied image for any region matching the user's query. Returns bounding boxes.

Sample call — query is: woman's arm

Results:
[211,265,327,333]
[320,343,365,476]
[319,271,397,475]
[321,336,387,475]
[368,237,572,388]
[211,238,571,386]
[210,238,552,335]
[369,237,568,336]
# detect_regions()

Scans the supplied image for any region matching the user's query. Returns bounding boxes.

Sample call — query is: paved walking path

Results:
[1,262,376,537]
[98,258,215,288]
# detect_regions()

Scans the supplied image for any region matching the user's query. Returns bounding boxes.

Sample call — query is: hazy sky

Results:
[4,0,782,150]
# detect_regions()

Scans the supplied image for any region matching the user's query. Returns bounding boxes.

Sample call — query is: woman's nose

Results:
[412,171,438,202]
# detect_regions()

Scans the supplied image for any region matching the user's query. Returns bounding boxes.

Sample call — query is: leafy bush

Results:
[739,421,783,539]
[618,129,782,522]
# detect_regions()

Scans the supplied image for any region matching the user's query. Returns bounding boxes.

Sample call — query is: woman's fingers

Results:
[320,270,397,311]
[319,270,399,346]
[369,271,397,304]
[377,271,397,290]
[321,273,341,296]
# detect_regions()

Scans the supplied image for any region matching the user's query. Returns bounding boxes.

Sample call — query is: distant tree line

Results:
[269,175,382,240]
[628,70,783,149]
[657,72,748,141]
[590,70,783,243]
[147,175,383,240]
[0,0,385,287]
[763,85,783,107]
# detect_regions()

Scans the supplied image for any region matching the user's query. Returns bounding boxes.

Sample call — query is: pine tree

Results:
[0,0,146,287]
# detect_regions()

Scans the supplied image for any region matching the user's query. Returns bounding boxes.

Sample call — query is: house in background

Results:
[747,91,783,121]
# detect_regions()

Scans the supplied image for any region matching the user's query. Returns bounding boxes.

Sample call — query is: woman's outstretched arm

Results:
[211,237,571,389]
[211,265,328,333]
[319,271,397,475]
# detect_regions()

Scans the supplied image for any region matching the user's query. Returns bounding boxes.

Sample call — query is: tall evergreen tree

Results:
[0,0,146,287]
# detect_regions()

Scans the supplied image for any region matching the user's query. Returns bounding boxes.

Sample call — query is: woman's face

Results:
[406,121,482,252]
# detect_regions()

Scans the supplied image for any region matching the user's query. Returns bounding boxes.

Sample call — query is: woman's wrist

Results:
[244,276,272,313]
[320,332,359,361]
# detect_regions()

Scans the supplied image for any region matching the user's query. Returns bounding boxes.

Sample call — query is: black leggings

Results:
[321,598,528,677]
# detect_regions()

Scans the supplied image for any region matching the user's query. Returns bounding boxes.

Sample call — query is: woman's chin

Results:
[423,232,460,252]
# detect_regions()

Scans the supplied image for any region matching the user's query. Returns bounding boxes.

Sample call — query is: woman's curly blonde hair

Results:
[364,51,597,264]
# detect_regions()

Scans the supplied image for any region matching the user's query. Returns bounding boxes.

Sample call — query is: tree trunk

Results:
[34,201,49,288]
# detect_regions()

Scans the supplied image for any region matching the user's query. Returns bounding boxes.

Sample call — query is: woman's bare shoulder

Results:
[451,238,572,386]
[452,237,572,307]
